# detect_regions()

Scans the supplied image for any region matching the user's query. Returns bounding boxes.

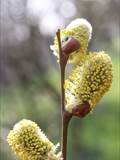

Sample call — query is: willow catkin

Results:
[50,18,92,64]
[7,119,61,160]
[65,51,113,113]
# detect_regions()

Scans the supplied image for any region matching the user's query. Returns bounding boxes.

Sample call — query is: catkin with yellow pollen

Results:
[65,51,113,113]
[7,119,61,160]
[50,18,92,64]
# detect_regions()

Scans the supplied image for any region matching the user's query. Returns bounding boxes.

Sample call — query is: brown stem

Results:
[56,29,65,112]
[56,29,72,160]
[60,64,65,113]
[61,112,72,160]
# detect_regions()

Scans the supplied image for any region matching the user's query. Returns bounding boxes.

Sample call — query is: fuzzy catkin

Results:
[7,119,61,160]
[65,51,113,113]
[50,18,92,64]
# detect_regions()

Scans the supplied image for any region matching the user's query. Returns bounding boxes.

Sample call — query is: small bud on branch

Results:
[62,37,80,55]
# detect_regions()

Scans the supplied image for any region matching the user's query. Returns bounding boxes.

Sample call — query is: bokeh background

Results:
[0,0,120,160]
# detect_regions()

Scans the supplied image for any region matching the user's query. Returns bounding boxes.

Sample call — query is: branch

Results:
[56,29,72,160]
[56,29,66,112]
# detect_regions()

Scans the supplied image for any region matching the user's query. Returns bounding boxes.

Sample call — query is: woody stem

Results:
[56,29,72,160]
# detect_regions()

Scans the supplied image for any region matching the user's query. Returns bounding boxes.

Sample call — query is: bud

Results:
[65,51,113,116]
[72,102,91,118]
[62,37,80,55]
[7,119,62,160]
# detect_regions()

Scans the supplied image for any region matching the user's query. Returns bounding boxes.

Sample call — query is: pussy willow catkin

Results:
[50,18,92,64]
[65,51,113,113]
[7,119,61,160]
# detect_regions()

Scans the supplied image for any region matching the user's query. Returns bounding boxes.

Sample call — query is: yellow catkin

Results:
[50,18,92,64]
[65,51,113,113]
[7,119,61,160]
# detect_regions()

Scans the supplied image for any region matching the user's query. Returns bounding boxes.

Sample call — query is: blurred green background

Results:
[0,0,120,160]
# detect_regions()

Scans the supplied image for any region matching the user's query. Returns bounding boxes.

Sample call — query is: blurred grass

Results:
[0,56,119,160]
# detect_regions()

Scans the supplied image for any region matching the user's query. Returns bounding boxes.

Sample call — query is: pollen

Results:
[50,18,92,64]
[7,119,62,160]
[65,51,113,113]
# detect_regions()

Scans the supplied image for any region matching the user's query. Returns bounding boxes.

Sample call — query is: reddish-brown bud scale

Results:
[72,102,91,118]
[62,38,80,55]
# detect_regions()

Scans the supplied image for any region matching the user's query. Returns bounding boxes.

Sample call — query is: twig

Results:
[56,29,72,160]
[56,29,66,112]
